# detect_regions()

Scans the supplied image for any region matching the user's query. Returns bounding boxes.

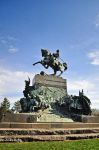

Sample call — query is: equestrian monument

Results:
[19,49,92,122]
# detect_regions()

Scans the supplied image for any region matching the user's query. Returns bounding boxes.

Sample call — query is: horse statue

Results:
[69,90,92,115]
[20,97,40,112]
[33,49,67,76]
[20,95,49,113]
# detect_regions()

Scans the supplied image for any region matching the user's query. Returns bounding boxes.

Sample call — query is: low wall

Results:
[81,115,99,123]
[0,122,99,129]
[1,112,37,123]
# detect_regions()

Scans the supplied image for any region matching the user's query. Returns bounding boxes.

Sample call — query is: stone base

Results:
[1,112,37,123]
[37,109,73,122]
[32,74,67,91]
[30,74,67,106]
[81,115,99,123]
[0,122,99,129]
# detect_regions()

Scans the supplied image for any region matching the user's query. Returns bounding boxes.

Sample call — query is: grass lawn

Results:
[0,139,99,150]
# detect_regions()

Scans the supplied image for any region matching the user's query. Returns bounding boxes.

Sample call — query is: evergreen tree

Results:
[13,100,21,112]
[1,97,10,111]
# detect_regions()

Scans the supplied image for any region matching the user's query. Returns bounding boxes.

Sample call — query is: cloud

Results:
[95,14,99,27]
[0,67,35,104]
[0,36,19,53]
[0,67,99,109]
[0,39,7,44]
[67,80,94,92]
[67,77,99,109]
[7,36,17,41]
[88,51,99,65]
[8,46,19,53]
[0,36,16,45]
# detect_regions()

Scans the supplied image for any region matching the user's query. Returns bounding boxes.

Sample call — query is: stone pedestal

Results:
[81,115,99,123]
[31,74,67,106]
[32,74,67,92]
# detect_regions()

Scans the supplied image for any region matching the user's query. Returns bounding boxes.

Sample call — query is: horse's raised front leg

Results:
[33,61,41,66]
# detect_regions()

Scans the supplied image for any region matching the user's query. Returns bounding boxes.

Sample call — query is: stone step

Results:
[0,128,99,135]
[0,133,99,142]
[0,122,99,129]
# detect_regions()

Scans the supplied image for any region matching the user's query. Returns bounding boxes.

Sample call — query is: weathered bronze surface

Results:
[19,49,92,120]
[33,49,67,76]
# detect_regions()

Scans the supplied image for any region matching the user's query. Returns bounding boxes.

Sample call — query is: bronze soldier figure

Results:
[52,49,60,59]
[33,49,67,76]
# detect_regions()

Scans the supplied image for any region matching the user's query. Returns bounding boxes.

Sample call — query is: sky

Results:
[0,0,99,108]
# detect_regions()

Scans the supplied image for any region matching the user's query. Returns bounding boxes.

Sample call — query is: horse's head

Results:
[63,63,67,70]
[41,49,47,57]
[41,49,51,57]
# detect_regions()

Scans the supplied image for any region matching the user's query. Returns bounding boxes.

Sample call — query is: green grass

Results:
[0,139,99,150]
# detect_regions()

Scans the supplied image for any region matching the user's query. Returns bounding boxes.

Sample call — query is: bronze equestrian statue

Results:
[33,49,67,76]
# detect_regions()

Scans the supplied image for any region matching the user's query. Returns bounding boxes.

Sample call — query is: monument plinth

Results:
[31,74,67,108]
[32,74,67,90]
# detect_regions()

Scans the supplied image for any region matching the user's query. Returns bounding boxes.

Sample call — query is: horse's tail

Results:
[63,63,68,70]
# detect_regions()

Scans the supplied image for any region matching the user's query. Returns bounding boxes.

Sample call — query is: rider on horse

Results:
[42,49,60,67]
[53,49,59,59]
[33,49,67,76]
